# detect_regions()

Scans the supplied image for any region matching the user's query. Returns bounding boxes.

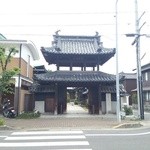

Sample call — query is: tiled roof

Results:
[42,34,115,55]
[141,63,150,72]
[101,85,126,93]
[119,72,136,79]
[33,65,47,74]
[34,71,126,94]
[35,71,116,83]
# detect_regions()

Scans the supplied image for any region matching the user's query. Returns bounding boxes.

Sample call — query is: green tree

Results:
[0,46,20,107]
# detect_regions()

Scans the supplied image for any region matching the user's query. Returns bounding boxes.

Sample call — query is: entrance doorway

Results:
[66,87,89,115]
[56,85,101,115]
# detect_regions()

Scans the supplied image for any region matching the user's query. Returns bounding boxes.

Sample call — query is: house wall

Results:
[20,58,33,79]
[2,44,35,79]
[101,101,116,114]
[0,44,35,66]
[0,42,39,114]
[111,101,117,113]
[142,69,150,103]
[13,44,35,67]
[101,93,117,114]
[123,79,136,105]
[123,79,136,94]
[19,88,30,113]
[35,101,45,113]
[6,58,33,80]
[142,70,150,87]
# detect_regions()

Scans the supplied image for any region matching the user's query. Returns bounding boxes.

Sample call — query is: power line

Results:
[3,33,125,37]
[0,11,138,16]
[4,33,52,36]
[0,23,115,27]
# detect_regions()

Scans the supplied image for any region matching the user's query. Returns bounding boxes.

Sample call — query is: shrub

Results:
[74,99,79,105]
[17,110,40,119]
[0,118,5,126]
[123,105,133,115]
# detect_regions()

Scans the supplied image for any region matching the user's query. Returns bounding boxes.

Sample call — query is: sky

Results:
[0,0,150,74]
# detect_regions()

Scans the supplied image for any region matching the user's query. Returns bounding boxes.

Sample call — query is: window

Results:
[143,72,148,81]
[144,91,150,101]
[145,72,148,81]
[148,71,150,81]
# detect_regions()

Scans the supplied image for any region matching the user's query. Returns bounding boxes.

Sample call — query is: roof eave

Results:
[0,40,40,60]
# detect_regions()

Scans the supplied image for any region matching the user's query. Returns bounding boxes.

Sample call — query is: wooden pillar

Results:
[99,86,102,114]
[70,63,73,71]
[83,62,86,71]
[64,89,67,113]
[88,85,100,114]
[57,64,60,71]
[55,84,58,114]
[57,85,66,114]
[88,88,92,114]
[97,64,99,71]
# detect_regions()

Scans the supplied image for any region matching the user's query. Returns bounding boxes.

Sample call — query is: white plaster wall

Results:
[106,93,111,113]
[35,101,45,113]
[101,101,106,114]
[102,101,117,114]
[121,96,129,107]
[21,45,34,67]
[111,101,117,113]
[13,44,35,67]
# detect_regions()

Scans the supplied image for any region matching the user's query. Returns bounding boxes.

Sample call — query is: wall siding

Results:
[7,58,33,79]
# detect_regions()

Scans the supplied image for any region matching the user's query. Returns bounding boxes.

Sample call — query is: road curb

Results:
[0,125,14,130]
[113,122,143,129]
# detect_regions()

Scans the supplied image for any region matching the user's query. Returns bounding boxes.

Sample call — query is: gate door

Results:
[24,94,34,112]
[45,98,55,114]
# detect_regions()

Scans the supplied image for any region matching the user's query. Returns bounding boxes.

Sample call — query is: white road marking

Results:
[85,131,150,137]
[0,141,89,147]
[43,149,92,150]
[1,130,91,149]
[0,136,7,138]
[12,130,83,135]
[5,135,86,140]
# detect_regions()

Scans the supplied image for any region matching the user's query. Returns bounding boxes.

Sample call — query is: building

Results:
[142,63,150,105]
[31,32,126,115]
[120,72,136,106]
[0,38,40,114]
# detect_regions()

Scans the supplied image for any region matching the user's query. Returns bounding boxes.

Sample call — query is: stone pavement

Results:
[1,103,150,130]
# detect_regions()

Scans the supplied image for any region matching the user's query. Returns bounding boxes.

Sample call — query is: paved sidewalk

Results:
[3,115,120,130]
[0,104,150,130]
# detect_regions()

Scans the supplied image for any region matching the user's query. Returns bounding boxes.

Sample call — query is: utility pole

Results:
[115,0,121,123]
[135,0,144,120]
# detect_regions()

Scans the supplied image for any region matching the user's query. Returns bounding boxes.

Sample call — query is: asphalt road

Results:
[0,128,150,150]
[85,128,150,150]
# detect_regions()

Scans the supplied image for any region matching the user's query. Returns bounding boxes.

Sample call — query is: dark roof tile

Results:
[42,34,115,55]
[35,71,116,83]
[101,85,126,93]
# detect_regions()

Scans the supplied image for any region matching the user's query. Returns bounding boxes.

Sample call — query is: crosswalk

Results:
[0,130,92,150]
